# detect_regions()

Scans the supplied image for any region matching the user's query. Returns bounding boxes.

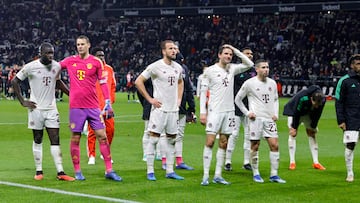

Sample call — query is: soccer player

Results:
[199,44,254,186]
[87,47,116,165]
[60,35,121,181]
[135,40,184,181]
[137,78,162,162]
[225,47,254,171]
[12,42,75,181]
[173,44,195,170]
[335,54,360,182]
[235,59,286,184]
[126,70,137,102]
[283,85,326,171]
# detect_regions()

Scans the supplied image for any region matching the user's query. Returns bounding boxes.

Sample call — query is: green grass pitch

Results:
[0,93,359,203]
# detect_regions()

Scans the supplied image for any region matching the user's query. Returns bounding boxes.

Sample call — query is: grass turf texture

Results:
[0,93,359,203]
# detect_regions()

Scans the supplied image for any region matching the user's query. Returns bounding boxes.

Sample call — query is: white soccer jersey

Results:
[235,77,279,119]
[200,63,251,114]
[16,59,61,110]
[141,59,182,112]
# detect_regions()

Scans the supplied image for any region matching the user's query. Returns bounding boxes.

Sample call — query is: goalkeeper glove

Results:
[102,99,114,119]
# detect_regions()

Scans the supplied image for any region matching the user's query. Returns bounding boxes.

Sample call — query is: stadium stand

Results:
[0,1,359,97]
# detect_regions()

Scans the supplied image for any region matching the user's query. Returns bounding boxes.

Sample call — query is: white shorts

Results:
[343,131,359,144]
[249,117,278,140]
[28,108,60,130]
[287,115,317,131]
[148,108,178,135]
[232,115,249,136]
[206,111,235,135]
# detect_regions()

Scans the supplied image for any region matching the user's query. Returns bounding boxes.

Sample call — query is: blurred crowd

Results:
[0,0,359,99]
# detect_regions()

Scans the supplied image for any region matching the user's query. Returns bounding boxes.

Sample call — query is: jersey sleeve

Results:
[16,64,29,81]
[141,64,153,80]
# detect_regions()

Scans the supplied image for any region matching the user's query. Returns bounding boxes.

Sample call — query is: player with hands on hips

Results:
[135,40,185,181]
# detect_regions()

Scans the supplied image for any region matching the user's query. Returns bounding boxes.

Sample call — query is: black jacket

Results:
[234,70,252,116]
[283,85,325,129]
[335,70,360,130]
[178,60,195,115]
[137,79,153,120]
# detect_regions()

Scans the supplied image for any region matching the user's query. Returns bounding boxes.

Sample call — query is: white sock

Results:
[50,145,64,173]
[215,148,225,178]
[270,151,280,177]
[203,146,212,179]
[142,121,149,156]
[288,136,296,163]
[250,150,259,176]
[225,133,237,164]
[146,136,159,174]
[243,135,251,165]
[309,136,319,164]
[159,135,167,159]
[174,134,183,158]
[345,148,354,177]
[33,142,43,171]
[166,137,176,174]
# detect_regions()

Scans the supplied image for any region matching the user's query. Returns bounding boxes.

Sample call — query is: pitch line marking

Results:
[0,181,141,203]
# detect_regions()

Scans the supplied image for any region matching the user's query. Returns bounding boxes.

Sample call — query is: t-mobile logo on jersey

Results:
[42,76,51,86]
[222,77,229,87]
[77,70,85,80]
[262,94,270,103]
[168,76,176,86]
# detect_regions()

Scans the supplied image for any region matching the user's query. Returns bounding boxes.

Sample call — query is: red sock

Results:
[70,141,81,172]
[176,157,183,165]
[99,141,112,173]
[162,157,166,165]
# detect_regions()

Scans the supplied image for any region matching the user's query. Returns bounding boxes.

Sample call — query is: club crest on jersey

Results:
[268,87,272,91]
[256,88,260,91]
[87,63,93,69]
[52,69,56,74]
[174,70,178,74]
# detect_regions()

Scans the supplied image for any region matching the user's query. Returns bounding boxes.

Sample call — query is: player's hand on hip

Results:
[102,99,114,119]
[272,115,278,121]
[248,112,256,120]
[150,98,162,108]
[22,101,37,110]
